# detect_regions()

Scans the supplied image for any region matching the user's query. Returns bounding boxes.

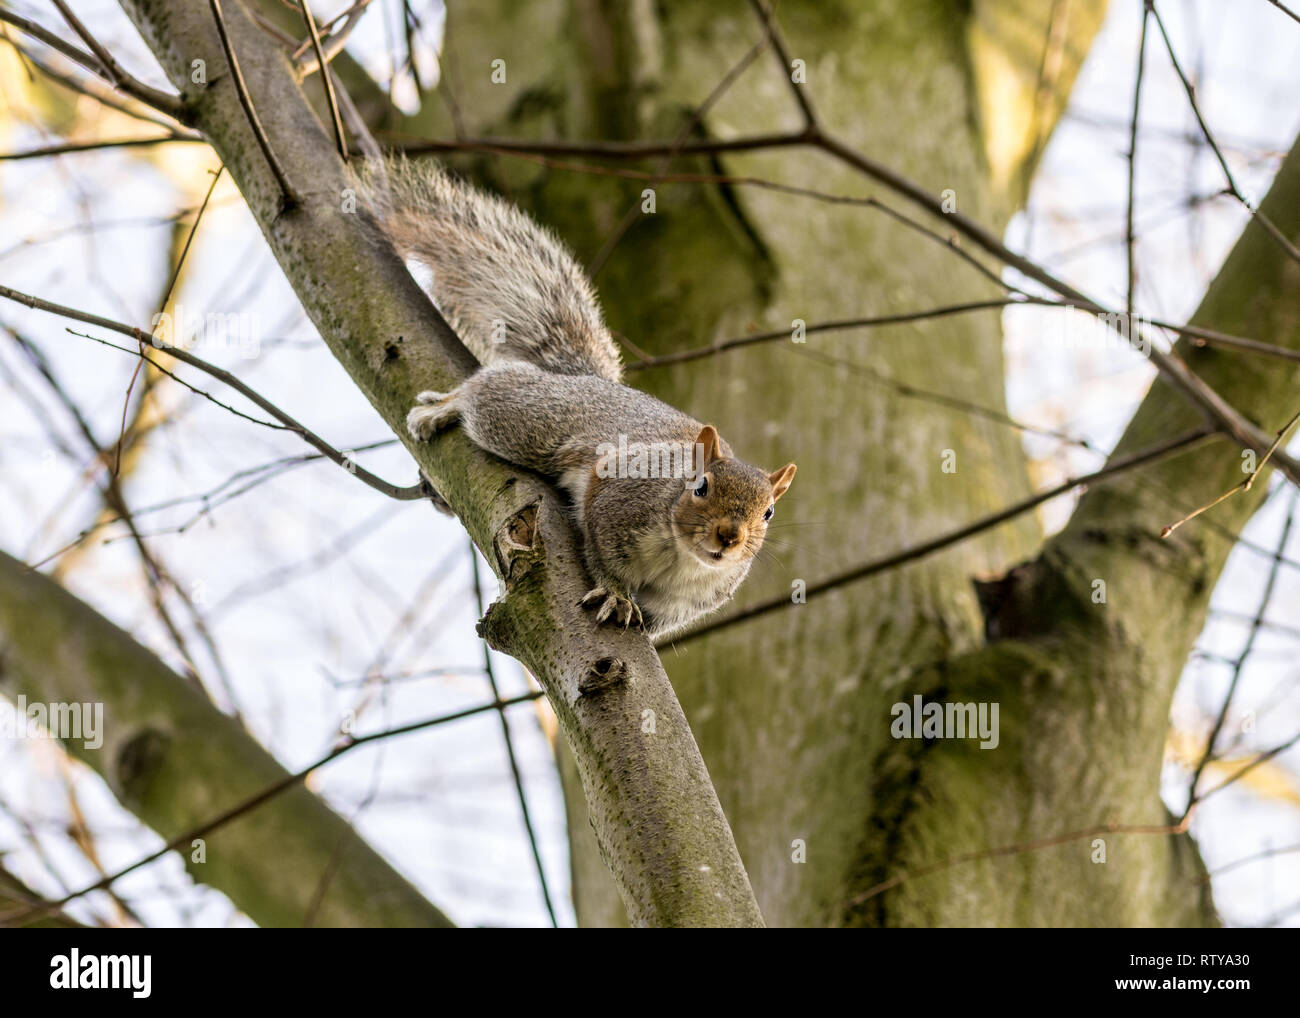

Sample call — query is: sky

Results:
[0,0,1298,928]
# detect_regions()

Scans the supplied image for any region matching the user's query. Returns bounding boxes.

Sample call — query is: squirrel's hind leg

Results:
[407,389,461,441]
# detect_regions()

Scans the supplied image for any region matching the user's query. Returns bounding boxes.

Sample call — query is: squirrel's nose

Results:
[715,522,744,548]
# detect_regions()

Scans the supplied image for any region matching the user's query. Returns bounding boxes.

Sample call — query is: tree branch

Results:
[0,7,184,121]
[113,0,762,926]
[0,284,425,501]
[0,549,452,927]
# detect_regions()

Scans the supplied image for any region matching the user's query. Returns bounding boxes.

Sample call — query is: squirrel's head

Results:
[671,425,796,569]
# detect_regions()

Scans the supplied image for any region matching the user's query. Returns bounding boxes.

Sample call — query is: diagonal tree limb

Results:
[0,865,87,929]
[111,0,761,926]
[0,7,184,121]
[0,549,452,927]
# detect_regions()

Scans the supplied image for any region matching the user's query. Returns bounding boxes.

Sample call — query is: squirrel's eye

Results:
[763,504,775,522]
[693,476,709,498]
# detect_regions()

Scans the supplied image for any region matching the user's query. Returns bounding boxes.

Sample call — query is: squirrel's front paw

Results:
[580,587,643,630]
[407,391,459,441]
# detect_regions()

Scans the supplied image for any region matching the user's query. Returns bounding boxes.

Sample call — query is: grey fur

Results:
[360,158,622,381]
[365,159,794,638]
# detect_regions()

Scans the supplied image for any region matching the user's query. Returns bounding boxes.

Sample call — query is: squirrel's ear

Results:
[693,425,723,469]
[768,463,797,501]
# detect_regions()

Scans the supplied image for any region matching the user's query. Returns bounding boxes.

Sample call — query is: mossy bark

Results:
[414,0,1297,928]
[0,550,453,927]
[80,0,1300,927]
[104,0,761,926]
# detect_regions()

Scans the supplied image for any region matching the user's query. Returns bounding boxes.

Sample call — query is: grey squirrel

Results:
[365,159,795,639]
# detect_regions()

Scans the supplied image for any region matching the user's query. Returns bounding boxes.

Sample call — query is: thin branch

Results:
[398,126,1300,484]
[587,33,770,276]
[469,545,558,927]
[664,428,1216,647]
[1182,490,1299,819]
[113,164,225,476]
[1161,408,1300,537]
[846,814,1194,908]
[0,689,545,926]
[1184,326,1300,365]
[1266,0,1300,25]
[28,441,399,572]
[292,0,371,57]
[0,283,424,501]
[1150,2,1300,265]
[809,129,1300,486]
[747,0,819,129]
[293,0,373,73]
[209,0,297,203]
[626,298,1040,370]
[1205,841,1300,882]
[299,0,348,159]
[1195,729,1300,807]
[1126,3,1151,319]
[0,5,185,120]
[789,344,1099,452]
[0,135,202,160]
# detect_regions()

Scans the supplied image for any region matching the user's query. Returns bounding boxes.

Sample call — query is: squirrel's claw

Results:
[580,587,643,630]
[407,391,459,441]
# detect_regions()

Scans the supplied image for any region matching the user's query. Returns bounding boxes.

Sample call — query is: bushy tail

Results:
[357,157,622,382]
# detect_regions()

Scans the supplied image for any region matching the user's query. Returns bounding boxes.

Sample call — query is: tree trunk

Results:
[106,0,762,926]
[423,0,1300,926]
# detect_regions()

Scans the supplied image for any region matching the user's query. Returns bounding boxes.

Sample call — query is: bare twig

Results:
[113,165,225,477]
[0,689,545,926]
[1265,0,1300,25]
[665,428,1216,646]
[1181,490,1298,819]
[748,0,819,128]
[1150,2,1300,265]
[395,131,809,161]
[1161,409,1300,538]
[1206,840,1300,882]
[789,344,1098,451]
[0,5,184,120]
[626,298,1041,370]
[209,0,297,203]
[1126,3,1151,318]
[1185,327,1300,365]
[846,814,1194,908]
[0,283,423,501]
[292,0,374,61]
[0,135,201,160]
[29,441,400,572]
[299,0,348,159]
[469,546,558,927]
[1195,729,1300,808]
